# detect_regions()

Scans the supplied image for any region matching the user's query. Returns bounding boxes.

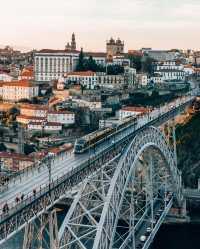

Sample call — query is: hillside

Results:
[176,112,200,188]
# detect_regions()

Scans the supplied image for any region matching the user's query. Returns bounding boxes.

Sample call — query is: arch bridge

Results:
[18,126,182,249]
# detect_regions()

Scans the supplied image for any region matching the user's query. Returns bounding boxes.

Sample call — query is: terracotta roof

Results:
[121,106,149,113]
[0,152,34,162]
[67,71,96,77]
[20,104,48,111]
[2,80,36,87]
[20,69,33,77]
[17,115,46,120]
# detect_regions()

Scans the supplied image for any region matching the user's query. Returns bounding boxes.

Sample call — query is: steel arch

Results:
[59,126,182,249]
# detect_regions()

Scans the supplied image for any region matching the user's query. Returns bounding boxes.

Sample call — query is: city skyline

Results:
[1,0,200,51]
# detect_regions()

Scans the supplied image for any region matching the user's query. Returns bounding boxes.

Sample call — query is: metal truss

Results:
[58,126,181,249]
[0,97,194,245]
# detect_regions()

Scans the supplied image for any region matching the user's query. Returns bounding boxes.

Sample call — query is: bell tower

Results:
[71,33,76,50]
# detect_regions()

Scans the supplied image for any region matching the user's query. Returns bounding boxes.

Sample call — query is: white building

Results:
[20,104,48,118]
[119,106,148,120]
[66,70,135,89]
[183,65,194,76]
[16,115,46,125]
[28,122,62,132]
[110,56,130,67]
[148,74,163,84]
[153,61,185,81]
[66,71,97,89]
[17,104,75,127]
[0,73,13,82]
[136,73,148,86]
[34,49,79,82]
[0,80,39,102]
[73,98,102,110]
[47,110,75,125]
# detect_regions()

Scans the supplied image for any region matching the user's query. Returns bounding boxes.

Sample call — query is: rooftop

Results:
[2,80,36,87]
[20,104,48,111]
[0,152,34,162]
[67,71,96,77]
[121,106,149,113]
[36,49,80,54]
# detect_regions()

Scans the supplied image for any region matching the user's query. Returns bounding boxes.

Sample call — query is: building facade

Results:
[34,50,79,82]
[106,38,124,58]
[47,110,75,125]
[119,106,148,120]
[0,80,39,102]
[153,61,185,81]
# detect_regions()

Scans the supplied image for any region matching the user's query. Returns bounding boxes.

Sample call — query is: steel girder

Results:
[59,126,181,249]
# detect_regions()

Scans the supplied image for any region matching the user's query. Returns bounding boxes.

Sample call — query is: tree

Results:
[127,54,142,71]
[0,143,6,151]
[81,84,87,95]
[76,48,86,71]
[85,56,98,72]
[106,65,124,75]
[142,56,156,74]
[151,89,159,99]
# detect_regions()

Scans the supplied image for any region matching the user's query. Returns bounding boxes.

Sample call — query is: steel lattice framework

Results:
[58,126,182,249]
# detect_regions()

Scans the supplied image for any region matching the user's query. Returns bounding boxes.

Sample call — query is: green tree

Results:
[0,143,6,151]
[106,65,124,75]
[151,89,159,99]
[127,54,142,71]
[142,56,156,74]
[76,48,86,71]
[85,56,98,71]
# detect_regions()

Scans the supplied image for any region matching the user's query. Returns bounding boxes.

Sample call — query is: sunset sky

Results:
[1,0,200,51]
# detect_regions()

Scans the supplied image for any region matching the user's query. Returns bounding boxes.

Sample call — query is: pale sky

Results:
[1,0,200,51]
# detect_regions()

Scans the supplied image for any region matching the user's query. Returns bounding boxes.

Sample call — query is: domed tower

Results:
[71,33,76,50]
[106,37,124,58]
[106,37,116,60]
[116,38,124,54]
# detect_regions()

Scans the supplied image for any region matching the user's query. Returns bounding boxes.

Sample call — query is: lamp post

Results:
[46,154,52,195]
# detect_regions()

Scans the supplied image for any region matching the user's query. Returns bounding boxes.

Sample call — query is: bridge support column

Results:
[49,210,59,249]
[23,223,34,249]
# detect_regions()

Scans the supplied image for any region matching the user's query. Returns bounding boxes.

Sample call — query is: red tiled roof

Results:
[17,115,46,120]
[2,80,35,87]
[121,106,149,113]
[67,71,96,77]
[20,69,33,77]
[0,152,34,162]
[20,104,48,111]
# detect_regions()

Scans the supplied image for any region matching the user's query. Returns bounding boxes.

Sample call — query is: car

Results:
[146,227,152,233]
[140,235,147,242]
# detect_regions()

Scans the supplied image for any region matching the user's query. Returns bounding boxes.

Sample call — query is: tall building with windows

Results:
[34,49,79,82]
[34,33,79,82]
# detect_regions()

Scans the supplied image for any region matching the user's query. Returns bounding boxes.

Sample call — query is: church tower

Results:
[71,33,76,50]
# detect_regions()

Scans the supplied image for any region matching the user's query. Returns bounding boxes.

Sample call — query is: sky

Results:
[1,0,200,51]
